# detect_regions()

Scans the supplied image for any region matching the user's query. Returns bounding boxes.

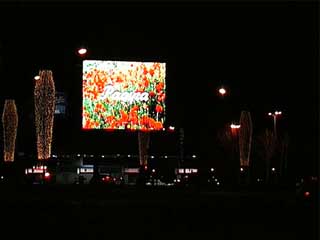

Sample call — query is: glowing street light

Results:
[218,87,226,96]
[34,75,40,80]
[230,124,240,129]
[77,47,87,56]
[268,111,282,138]
[168,126,175,131]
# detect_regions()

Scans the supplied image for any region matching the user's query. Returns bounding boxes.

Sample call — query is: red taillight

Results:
[304,191,310,197]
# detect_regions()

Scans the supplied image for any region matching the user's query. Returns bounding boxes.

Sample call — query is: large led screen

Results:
[82,60,166,131]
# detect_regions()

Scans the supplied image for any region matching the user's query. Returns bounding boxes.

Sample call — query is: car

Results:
[296,176,318,205]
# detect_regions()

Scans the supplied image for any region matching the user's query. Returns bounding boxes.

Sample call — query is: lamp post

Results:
[268,111,282,138]
[77,47,87,57]
[218,87,227,97]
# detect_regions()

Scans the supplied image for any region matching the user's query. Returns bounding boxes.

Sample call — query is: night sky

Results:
[0,2,318,176]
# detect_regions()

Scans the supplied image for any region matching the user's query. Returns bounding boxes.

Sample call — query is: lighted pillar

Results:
[2,99,18,162]
[239,111,252,184]
[138,131,150,167]
[34,70,55,160]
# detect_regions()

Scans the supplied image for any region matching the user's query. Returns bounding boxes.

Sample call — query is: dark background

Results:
[0,2,318,177]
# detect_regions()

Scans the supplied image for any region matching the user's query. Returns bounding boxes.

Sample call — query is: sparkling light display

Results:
[34,70,55,160]
[2,100,18,162]
[239,111,252,167]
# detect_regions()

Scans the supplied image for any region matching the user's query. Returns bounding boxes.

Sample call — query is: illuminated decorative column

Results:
[239,111,252,168]
[2,100,18,162]
[34,70,55,160]
[138,131,150,166]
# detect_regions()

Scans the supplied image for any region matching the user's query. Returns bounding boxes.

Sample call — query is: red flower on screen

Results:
[155,105,163,113]
[149,91,156,97]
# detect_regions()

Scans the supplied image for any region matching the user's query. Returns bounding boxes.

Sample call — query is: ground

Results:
[0,185,317,240]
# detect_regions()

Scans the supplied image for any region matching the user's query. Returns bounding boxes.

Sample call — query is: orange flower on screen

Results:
[143,77,149,87]
[120,110,128,124]
[157,93,165,102]
[154,121,163,130]
[84,120,91,129]
[156,82,164,92]
[116,76,123,83]
[130,116,138,125]
[106,116,115,123]
[140,115,149,126]
[131,105,139,112]
[95,103,104,112]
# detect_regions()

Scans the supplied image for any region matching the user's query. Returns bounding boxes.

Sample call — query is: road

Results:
[0,185,317,240]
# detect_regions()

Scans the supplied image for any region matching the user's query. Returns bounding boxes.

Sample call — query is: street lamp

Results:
[268,111,282,138]
[230,123,240,138]
[230,124,240,129]
[77,47,87,56]
[218,87,226,96]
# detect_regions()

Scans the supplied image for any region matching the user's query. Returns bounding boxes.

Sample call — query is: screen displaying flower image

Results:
[82,60,166,131]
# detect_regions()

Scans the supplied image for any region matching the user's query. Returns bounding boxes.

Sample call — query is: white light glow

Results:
[78,48,87,55]
[219,88,226,95]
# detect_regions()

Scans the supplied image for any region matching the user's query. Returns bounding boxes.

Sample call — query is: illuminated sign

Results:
[25,165,48,174]
[82,60,166,131]
[175,168,198,174]
[124,168,140,173]
[78,167,94,174]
